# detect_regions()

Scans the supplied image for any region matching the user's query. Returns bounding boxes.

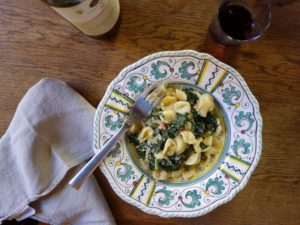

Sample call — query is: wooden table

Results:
[1,1,299,225]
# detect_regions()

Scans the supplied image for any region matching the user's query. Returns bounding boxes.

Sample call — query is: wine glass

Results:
[210,0,272,45]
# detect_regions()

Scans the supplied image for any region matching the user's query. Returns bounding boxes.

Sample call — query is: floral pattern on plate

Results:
[94,50,262,217]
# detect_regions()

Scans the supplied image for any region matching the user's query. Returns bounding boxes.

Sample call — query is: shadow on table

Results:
[197,28,240,67]
[2,219,40,225]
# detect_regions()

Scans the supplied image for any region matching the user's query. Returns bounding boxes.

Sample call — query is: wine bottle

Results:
[47,0,121,37]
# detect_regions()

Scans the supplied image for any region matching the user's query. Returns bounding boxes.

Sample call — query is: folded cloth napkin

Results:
[0,78,115,225]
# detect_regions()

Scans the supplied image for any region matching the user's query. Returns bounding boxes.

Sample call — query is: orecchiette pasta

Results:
[198,151,211,168]
[152,170,169,180]
[166,87,176,96]
[138,127,153,142]
[160,96,177,110]
[182,168,196,180]
[209,147,219,155]
[127,85,224,181]
[181,131,196,144]
[129,122,143,133]
[171,168,184,178]
[202,135,213,152]
[160,110,176,123]
[174,135,187,154]
[173,101,191,114]
[193,137,203,153]
[194,93,214,117]
[185,152,201,166]
[155,138,176,159]
[175,89,187,101]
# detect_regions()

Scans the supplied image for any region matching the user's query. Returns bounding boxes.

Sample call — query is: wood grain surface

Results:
[1,0,300,225]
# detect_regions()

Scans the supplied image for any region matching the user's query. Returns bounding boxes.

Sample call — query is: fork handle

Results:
[69,124,129,190]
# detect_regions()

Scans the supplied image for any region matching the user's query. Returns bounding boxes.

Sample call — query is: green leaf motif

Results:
[235,111,254,131]
[150,61,170,79]
[231,139,251,156]
[107,142,121,158]
[116,162,134,181]
[127,76,147,93]
[181,190,201,208]
[104,115,124,131]
[206,177,225,195]
[179,61,196,80]
[222,86,241,106]
[156,187,174,206]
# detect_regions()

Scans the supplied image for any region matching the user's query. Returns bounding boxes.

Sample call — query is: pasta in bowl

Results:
[126,83,226,182]
[94,50,262,217]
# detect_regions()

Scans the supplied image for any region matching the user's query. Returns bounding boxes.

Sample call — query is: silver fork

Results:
[69,85,166,189]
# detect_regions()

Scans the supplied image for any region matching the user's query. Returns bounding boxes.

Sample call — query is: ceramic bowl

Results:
[94,50,262,217]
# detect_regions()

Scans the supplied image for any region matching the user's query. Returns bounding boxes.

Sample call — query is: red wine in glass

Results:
[218,4,254,40]
[210,0,271,45]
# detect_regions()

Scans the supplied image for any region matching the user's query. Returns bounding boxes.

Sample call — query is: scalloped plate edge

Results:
[94,50,263,218]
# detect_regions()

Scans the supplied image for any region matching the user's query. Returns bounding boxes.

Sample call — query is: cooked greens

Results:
[183,88,199,106]
[127,86,223,181]
[166,113,188,138]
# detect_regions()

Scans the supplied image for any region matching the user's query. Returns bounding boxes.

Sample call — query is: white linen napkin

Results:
[0,78,115,225]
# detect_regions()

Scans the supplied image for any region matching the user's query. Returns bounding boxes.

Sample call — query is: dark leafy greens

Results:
[183,88,199,106]
[166,113,188,138]
[205,112,218,133]
[191,109,218,137]
[157,154,182,171]
[191,109,206,137]
[127,133,139,145]
[127,87,221,175]
[200,143,208,149]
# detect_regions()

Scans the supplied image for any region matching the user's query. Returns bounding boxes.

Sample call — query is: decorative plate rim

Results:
[94,50,263,218]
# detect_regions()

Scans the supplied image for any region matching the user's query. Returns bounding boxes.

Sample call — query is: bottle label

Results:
[51,0,120,36]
